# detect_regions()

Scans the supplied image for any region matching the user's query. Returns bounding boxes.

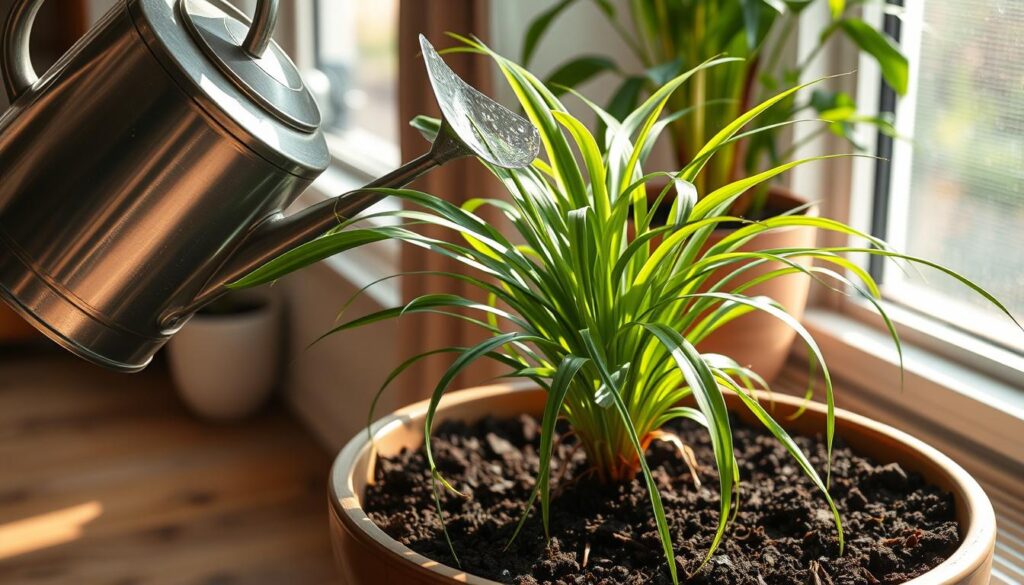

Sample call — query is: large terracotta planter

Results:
[694,186,818,382]
[328,383,995,585]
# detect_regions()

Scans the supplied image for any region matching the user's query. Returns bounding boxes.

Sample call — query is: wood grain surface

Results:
[0,349,337,584]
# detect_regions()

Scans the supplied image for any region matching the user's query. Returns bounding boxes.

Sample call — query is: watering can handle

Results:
[1,0,280,102]
[240,0,278,59]
[0,0,42,100]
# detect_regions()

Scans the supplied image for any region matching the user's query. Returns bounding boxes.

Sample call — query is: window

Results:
[821,9,1023,577]
[863,0,1024,355]
[309,0,401,174]
[267,0,403,274]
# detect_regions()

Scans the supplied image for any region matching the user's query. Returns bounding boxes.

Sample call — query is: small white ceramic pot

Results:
[167,289,282,421]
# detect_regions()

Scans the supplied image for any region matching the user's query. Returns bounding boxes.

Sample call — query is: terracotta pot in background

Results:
[694,185,818,382]
[328,383,995,585]
[167,289,282,421]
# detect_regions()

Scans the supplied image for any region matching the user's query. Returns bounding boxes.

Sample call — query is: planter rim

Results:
[329,383,995,585]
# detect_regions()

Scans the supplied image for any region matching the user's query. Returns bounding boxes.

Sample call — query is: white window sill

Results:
[798,307,1023,488]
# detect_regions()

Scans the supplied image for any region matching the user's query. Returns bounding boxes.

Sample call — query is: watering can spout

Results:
[172,128,468,326]
[176,34,543,327]
[0,25,537,373]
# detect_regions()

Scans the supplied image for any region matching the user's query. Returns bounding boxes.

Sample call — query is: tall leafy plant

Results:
[524,0,907,202]
[232,38,1014,583]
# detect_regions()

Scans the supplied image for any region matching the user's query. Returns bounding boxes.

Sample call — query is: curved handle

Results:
[1,0,44,101]
[1,0,280,102]
[241,0,279,58]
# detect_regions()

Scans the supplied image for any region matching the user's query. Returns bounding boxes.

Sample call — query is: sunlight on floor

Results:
[0,501,103,560]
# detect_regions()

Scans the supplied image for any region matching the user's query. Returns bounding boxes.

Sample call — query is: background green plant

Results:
[524,0,906,204]
[232,37,1014,583]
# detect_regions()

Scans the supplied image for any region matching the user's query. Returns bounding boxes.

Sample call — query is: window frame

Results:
[785,0,1023,471]
[798,0,1024,387]
[272,0,401,181]
[277,1,1024,409]
[305,0,401,178]
[271,0,403,276]
[857,0,1024,360]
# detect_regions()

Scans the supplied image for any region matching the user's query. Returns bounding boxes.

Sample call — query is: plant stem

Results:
[605,0,649,68]
[796,22,840,82]
[628,0,657,69]
[692,1,707,196]
[761,13,796,98]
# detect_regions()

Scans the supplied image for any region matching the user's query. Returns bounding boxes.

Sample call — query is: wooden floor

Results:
[0,348,338,585]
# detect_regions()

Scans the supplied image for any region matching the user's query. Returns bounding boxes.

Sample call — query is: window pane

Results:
[885,0,1024,351]
[314,0,399,151]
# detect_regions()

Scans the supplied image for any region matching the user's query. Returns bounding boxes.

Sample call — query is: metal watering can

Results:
[0,0,539,372]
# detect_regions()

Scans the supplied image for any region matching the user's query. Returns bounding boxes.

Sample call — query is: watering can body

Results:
[0,1,541,373]
[0,0,329,371]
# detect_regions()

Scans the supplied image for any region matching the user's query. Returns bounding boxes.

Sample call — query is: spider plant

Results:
[230,38,1015,583]
[523,0,906,209]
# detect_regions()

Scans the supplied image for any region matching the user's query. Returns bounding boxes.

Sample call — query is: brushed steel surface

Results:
[132,0,329,176]
[0,16,539,373]
[180,0,321,132]
[0,0,321,371]
[182,38,541,317]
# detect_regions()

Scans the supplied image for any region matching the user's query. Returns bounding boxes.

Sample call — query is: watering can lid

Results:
[131,0,329,178]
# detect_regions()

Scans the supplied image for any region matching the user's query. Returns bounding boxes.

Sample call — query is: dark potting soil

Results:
[364,414,960,584]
